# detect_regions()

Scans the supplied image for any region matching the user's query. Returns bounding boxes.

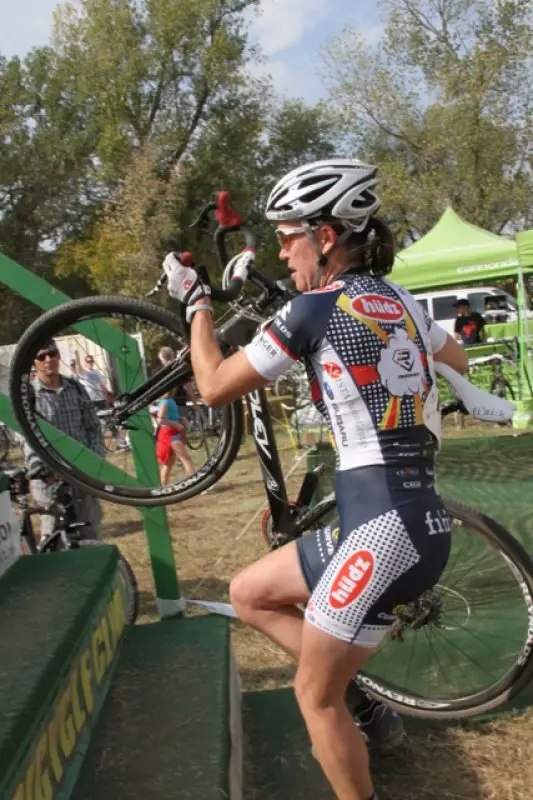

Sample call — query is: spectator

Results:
[453,298,485,345]
[72,350,113,410]
[24,339,105,541]
[157,346,198,411]
[154,390,195,484]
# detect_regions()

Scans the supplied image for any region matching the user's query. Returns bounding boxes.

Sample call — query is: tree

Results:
[323,0,533,243]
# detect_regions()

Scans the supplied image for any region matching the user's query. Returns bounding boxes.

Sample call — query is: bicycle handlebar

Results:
[147,190,261,303]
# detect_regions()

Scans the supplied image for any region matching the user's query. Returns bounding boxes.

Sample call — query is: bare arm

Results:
[190,304,269,406]
[433,334,469,373]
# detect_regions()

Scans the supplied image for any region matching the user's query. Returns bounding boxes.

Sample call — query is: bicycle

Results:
[468,353,516,401]
[9,190,533,719]
[5,466,139,624]
[185,401,224,455]
[272,361,312,413]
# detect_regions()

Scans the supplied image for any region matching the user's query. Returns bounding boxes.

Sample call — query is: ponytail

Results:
[331,216,396,277]
[364,216,396,276]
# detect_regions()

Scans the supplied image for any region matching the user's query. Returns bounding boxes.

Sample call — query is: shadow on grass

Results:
[244,687,487,800]
[103,518,143,540]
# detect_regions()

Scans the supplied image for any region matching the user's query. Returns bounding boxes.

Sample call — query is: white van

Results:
[413,286,519,336]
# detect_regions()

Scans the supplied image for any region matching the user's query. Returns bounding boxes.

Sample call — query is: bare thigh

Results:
[231,541,310,608]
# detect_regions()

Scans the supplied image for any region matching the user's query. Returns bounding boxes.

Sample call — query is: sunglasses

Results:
[274,225,320,248]
[35,349,59,361]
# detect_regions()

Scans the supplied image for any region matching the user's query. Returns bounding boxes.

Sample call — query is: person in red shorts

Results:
[155,391,195,484]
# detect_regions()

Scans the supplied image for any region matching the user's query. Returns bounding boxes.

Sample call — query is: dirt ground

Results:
[97,419,533,800]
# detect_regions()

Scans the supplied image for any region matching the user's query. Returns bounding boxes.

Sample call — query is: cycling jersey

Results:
[244,271,451,645]
[245,271,447,471]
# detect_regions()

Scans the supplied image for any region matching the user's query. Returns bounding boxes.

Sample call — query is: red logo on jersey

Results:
[352,294,404,322]
[323,362,342,379]
[329,550,374,609]
[306,280,345,294]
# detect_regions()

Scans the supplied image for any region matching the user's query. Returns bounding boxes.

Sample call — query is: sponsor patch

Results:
[352,294,404,322]
[329,550,374,609]
[323,361,343,379]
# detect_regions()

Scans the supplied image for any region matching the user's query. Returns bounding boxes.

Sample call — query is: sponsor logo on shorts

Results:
[323,362,342,379]
[397,467,419,477]
[329,550,374,609]
[425,509,452,535]
[352,294,404,322]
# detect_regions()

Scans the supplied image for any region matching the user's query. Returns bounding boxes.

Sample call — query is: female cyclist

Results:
[162,158,468,800]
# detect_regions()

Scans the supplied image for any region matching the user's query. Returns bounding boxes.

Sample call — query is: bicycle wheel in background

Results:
[268,496,533,720]
[186,404,224,458]
[9,296,244,506]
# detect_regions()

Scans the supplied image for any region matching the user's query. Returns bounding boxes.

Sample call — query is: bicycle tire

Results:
[265,495,533,720]
[9,296,244,506]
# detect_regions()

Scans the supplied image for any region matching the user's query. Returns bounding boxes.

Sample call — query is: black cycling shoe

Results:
[345,681,405,749]
[353,699,405,749]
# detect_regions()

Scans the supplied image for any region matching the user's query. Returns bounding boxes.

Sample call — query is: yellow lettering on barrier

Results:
[100,616,113,667]
[92,626,106,684]
[34,731,52,800]
[58,687,76,759]
[70,667,86,732]
[79,650,93,714]
[10,578,127,800]
[10,781,24,800]
[46,709,62,784]
[24,759,35,800]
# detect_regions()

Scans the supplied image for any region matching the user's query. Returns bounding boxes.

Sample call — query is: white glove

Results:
[227,250,254,283]
[163,252,211,305]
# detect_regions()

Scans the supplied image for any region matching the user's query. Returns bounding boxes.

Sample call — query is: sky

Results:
[0,0,384,103]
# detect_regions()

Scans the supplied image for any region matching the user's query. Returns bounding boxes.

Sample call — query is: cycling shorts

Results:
[297,464,451,647]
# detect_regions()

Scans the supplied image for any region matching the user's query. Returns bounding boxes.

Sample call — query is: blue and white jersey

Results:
[245,272,447,471]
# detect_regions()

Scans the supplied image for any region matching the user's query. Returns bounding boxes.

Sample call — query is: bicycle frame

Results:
[245,387,336,539]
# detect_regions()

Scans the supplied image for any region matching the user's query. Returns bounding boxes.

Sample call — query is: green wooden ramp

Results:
[71,617,241,800]
[0,547,127,800]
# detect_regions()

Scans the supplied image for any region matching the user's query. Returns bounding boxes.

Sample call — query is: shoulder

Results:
[270,282,344,339]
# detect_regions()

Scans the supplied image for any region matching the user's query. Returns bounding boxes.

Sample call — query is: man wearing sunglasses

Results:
[24,339,105,542]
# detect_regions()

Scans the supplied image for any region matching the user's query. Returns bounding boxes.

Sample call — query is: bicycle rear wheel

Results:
[9,296,244,506]
[271,496,533,720]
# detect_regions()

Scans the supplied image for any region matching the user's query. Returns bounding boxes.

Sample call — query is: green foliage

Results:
[323,0,533,242]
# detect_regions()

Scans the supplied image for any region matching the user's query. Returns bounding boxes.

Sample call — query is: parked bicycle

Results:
[5,466,139,624]
[8,190,532,721]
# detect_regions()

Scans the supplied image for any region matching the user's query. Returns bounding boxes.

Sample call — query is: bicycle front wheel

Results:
[279,496,533,720]
[9,296,244,506]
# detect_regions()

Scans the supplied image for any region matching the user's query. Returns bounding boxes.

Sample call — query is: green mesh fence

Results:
[308,433,533,706]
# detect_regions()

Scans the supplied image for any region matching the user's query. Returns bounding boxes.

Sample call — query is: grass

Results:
[95,419,533,800]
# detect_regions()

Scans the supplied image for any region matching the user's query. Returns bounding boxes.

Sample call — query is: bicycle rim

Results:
[293,496,533,719]
[9,296,243,506]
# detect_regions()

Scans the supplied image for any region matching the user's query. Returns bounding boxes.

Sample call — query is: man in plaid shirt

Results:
[24,338,105,541]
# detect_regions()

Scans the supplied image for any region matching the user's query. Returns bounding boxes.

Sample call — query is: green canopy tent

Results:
[390,207,533,290]
[390,207,533,415]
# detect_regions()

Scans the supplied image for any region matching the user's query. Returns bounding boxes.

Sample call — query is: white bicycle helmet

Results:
[265,158,380,233]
